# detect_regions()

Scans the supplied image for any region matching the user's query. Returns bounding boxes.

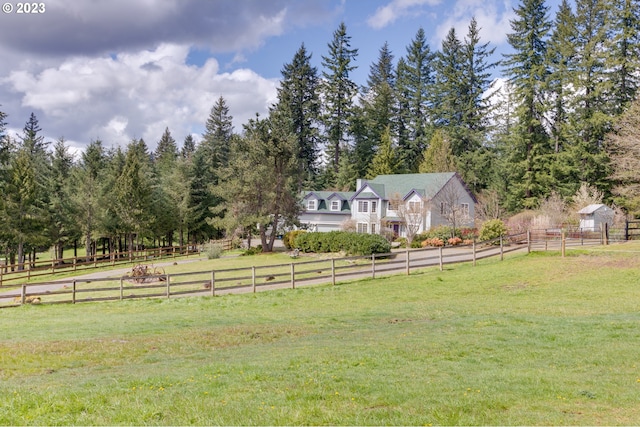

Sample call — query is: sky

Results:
[0,0,563,155]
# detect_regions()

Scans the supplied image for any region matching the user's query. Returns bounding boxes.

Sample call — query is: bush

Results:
[421,237,444,247]
[479,219,508,243]
[201,242,224,259]
[448,237,463,246]
[295,231,391,256]
[283,230,306,250]
[242,245,262,256]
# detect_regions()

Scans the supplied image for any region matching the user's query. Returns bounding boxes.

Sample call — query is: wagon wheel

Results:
[153,266,166,281]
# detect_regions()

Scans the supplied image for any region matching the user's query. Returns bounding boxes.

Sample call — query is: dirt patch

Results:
[501,282,529,291]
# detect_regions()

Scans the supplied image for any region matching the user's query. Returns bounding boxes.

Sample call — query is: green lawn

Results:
[1,244,640,425]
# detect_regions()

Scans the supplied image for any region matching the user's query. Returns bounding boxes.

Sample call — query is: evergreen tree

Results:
[359,42,397,176]
[275,43,321,188]
[114,139,154,252]
[213,111,300,252]
[181,134,196,159]
[502,0,553,208]
[396,28,435,172]
[46,138,77,261]
[321,22,359,176]
[71,140,106,260]
[155,127,178,173]
[608,0,640,114]
[433,28,464,136]
[201,96,234,179]
[418,129,457,173]
[366,126,401,178]
[564,0,612,189]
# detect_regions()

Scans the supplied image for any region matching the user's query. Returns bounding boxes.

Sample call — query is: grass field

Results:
[1,243,640,425]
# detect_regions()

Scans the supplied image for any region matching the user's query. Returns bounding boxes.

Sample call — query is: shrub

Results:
[448,237,463,246]
[421,237,444,247]
[295,231,391,256]
[242,245,262,256]
[479,219,508,243]
[283,230,306,250]
[201,242,224,259]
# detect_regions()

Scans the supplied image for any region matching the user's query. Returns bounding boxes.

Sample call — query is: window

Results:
[357,223,368,233]
[330,200,340,211]
[358,200,369,213]
[388,200,398,211]
[440,202,448,215]
[371,201,378,214]
[461,203,469,217]
[371,223,377,234]
[409,201,421,212]
[307,199,316,211]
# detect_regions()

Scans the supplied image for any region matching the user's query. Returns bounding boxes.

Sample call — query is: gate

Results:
[625,220,640,240]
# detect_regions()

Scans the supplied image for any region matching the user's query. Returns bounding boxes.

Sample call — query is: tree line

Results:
[1,0,639,267]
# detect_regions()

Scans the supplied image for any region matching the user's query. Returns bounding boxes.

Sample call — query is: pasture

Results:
[1,243,640,425]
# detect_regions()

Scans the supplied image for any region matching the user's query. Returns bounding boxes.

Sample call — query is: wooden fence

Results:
[0,230,613,309]
[0,240,233,286]
[1,234,528,308]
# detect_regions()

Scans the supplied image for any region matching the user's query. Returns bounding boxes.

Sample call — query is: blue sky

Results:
[0,0,562,154]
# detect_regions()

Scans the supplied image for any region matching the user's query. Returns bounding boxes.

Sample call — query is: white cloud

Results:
[367,0,442,30]
[4,44,278,150]
[435,0,515,46]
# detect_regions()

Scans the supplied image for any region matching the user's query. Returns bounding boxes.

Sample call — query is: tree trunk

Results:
[17,241,24,271]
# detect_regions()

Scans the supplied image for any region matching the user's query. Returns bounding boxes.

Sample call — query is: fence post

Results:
[331,259,336,286]
[371,254,376,279]
[405,247,410,275]
[166,274,171,298]
[211,271,216,297]
[473,240,477,267]
[252,266,256,293]
[72,280,76,304]
[291,263,295,289]
[527,230,531,253]
[21,284,26,305]
[500,237,504,261]
[120,277,124,300]
[561,231,566,258]
[439,247,443,271]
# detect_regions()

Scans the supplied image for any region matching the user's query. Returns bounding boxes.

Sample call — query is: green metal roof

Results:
[367,172,456,200]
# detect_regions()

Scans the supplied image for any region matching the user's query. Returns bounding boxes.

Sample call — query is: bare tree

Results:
[606,98,640,215]
[388,192,430,246]
[436,181,472,237]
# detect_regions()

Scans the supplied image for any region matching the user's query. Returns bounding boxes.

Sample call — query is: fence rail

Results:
[0,230,612,309]
[0,240,233,286]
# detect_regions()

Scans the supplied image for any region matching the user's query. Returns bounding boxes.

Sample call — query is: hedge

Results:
[293,231,391,256]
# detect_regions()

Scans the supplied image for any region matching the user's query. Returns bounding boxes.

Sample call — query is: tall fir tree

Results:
[274,43,321,189]
[201,96,234,180]
[181,134,196,159]
[502,0,553,209]
[154,127,178,173]
[321,22,358,177]
[46,138,77,260]
[358,42,397,176]
[608,0,640,114]
[396,28,435,172]
[564,0,612,189]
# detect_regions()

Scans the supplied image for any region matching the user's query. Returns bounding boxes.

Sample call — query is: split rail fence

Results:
[0,240,233,286]
[0,230,613,308]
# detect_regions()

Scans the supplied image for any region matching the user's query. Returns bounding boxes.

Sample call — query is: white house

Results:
[578,204,615,232]
[300,172,476,238]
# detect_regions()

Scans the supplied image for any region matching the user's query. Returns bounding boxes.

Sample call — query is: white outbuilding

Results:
[578,204,615,232]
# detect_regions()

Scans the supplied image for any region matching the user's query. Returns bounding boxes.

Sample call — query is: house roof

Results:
[301,190,354,213]
[578,204,611,215]
[360,172,457,200]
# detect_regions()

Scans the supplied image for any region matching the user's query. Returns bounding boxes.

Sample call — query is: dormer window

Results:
[307,199,317,211]
[330,200,340,211]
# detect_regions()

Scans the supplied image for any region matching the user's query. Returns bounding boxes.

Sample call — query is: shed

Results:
[578,204,614,232]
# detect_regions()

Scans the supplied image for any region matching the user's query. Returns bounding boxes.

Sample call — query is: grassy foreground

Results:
[1,244,640,425]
